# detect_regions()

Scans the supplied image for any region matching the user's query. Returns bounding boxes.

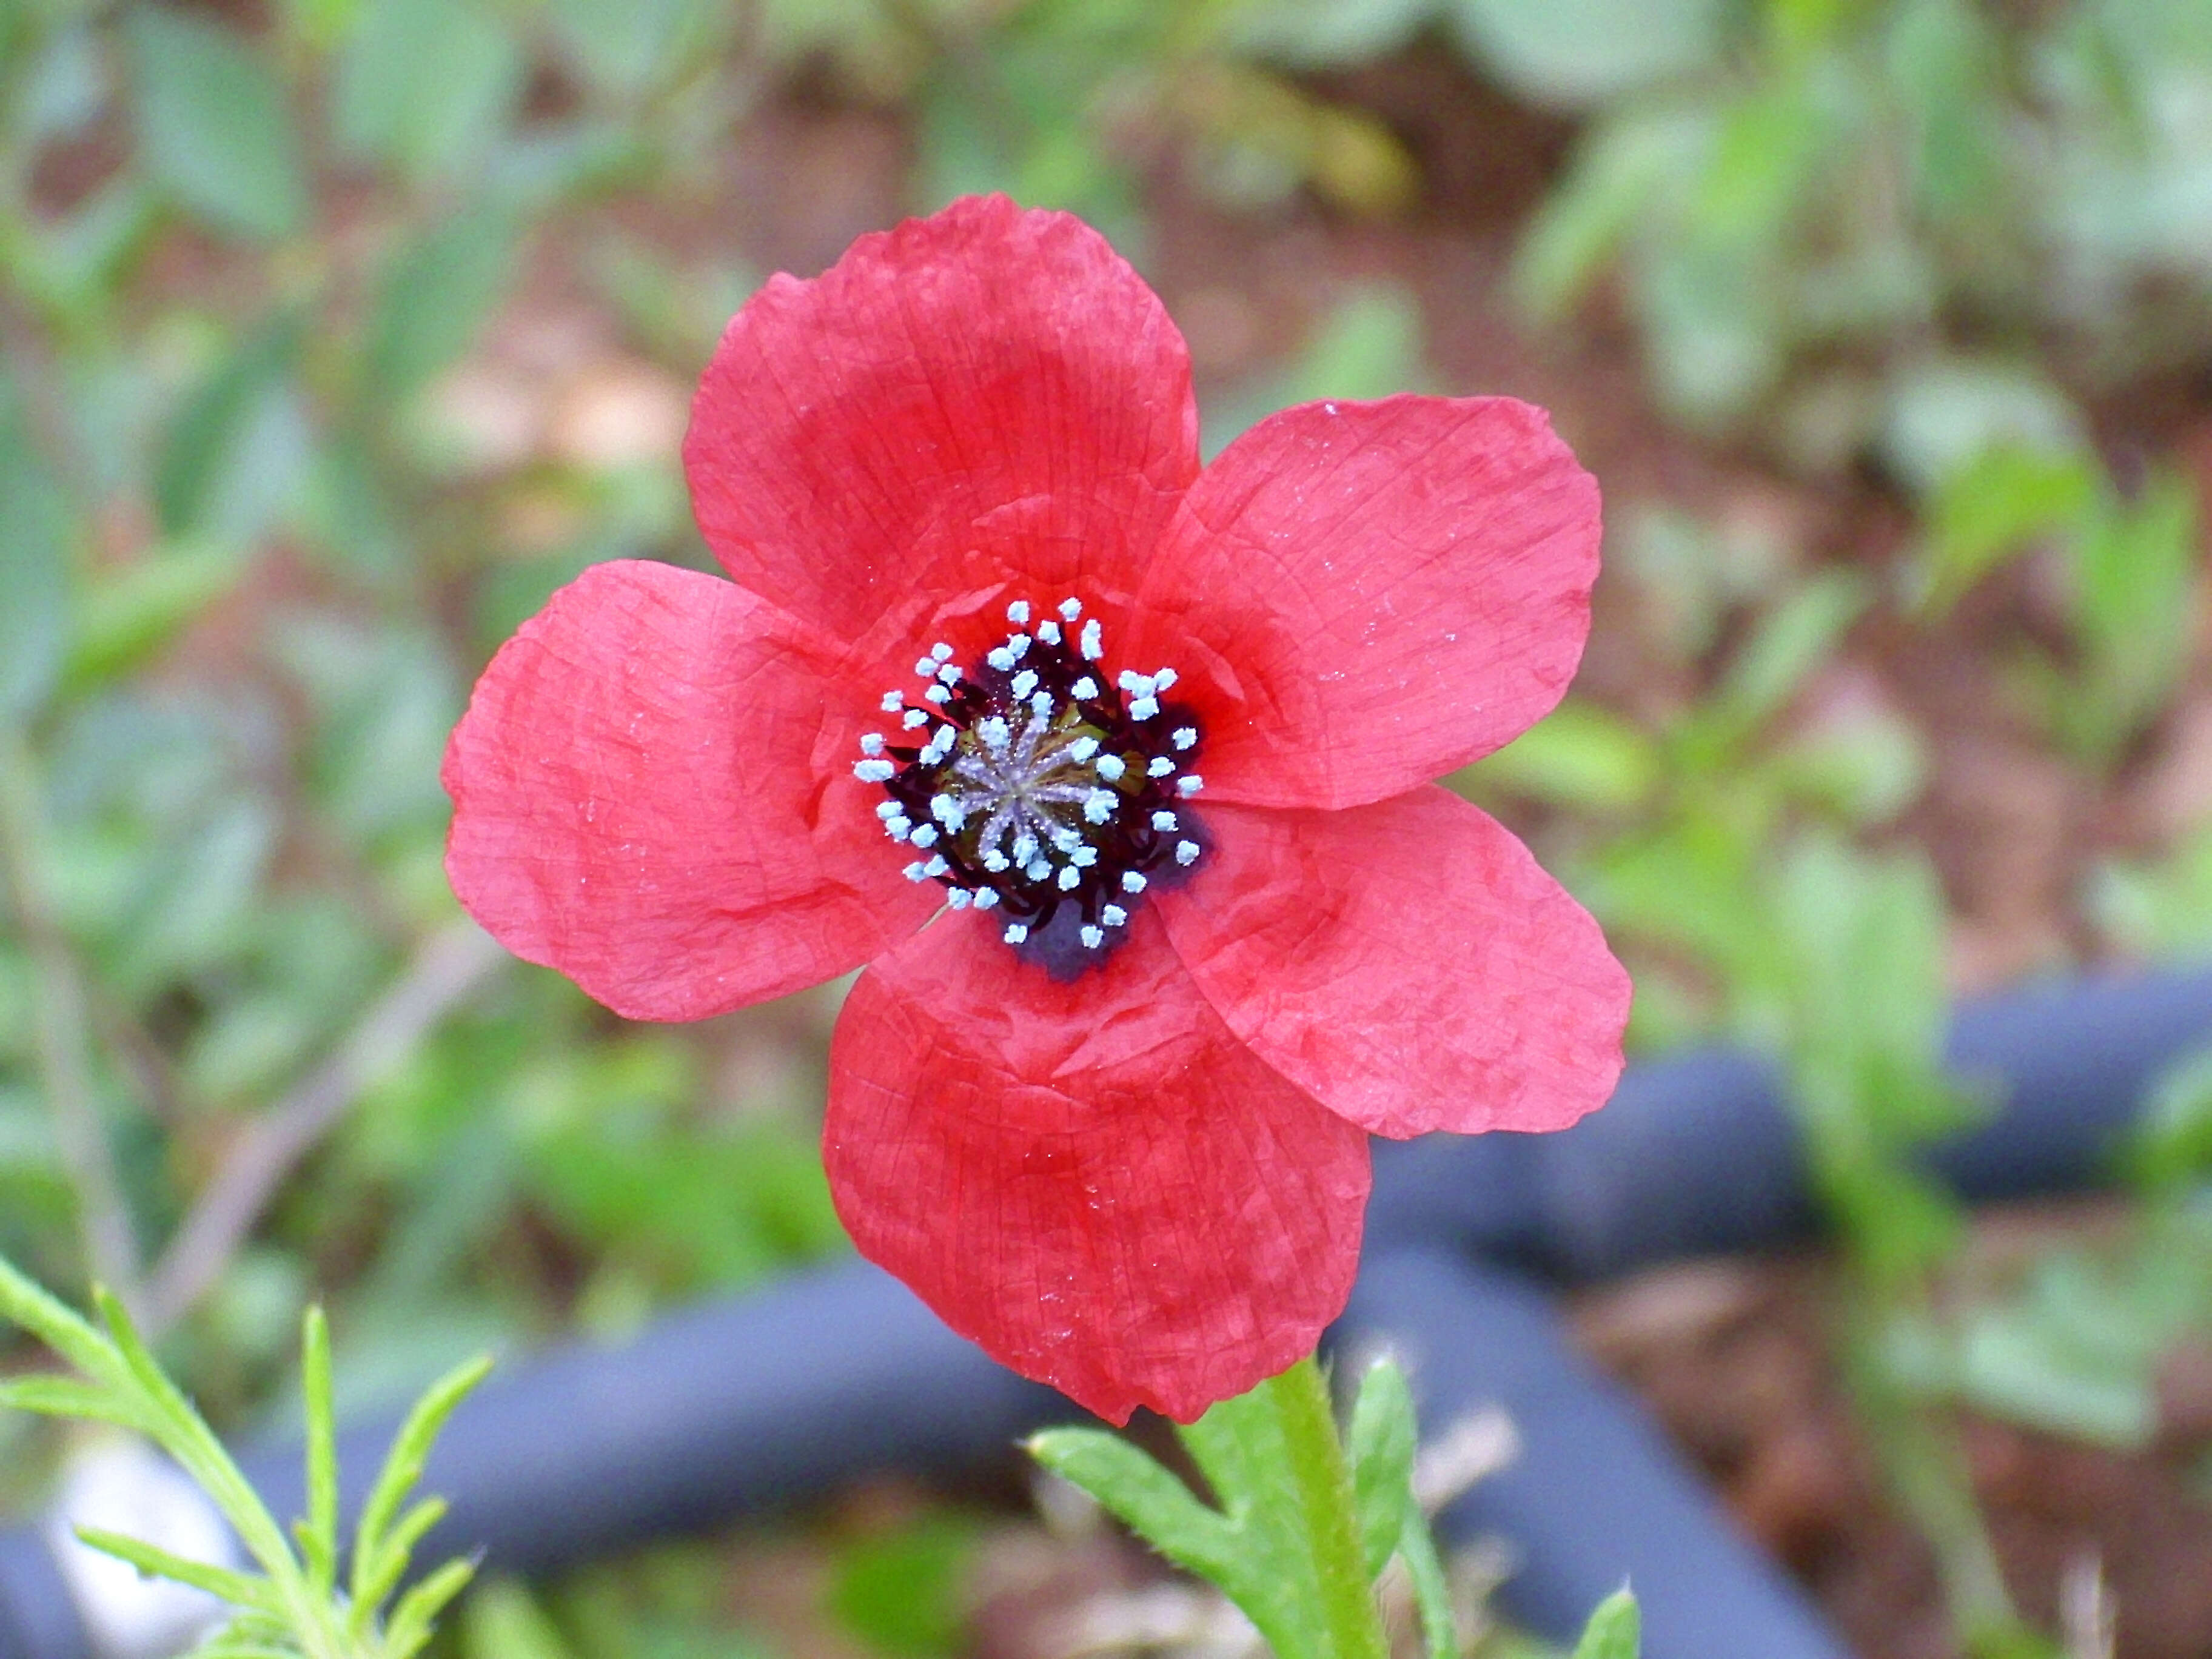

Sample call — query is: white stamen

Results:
[1122,871,1147,893]
[914,657,937,677]
[910,825,939,848]
[1176,840,1200,865]
[1080,925,1104,949]
[1072,676,1099,700]
[1151,810,1178,831]
[974,888,1001,910]
[1102,904,1127,927]
[931,794,965,830]
[931,642,955,662]
[1080,619,1103,660]
[854,759,895,783]
[1069,737,1100,763]
[1172,727,1197,751]
[1026,859,1052,883]
[936,663,961,685]
[1070,846,1098,867]
[903,709,930,729]
[886,821,911,842]
[947,888,972,909]
[1011,832,1038,864]
[1083,790,1116,824]
[1056,866,1081,891]
[1003,923,1029,944]
[1030,691,1053,717]
[1010,669,1037,700]
[859,732,886,756]
[986,646,1016,671]
[1130,696,1159,720]
[1116,670,1148,694]
[1008,634,1032,660]
[1147,757,1173,778]
[1059,597,1082,620]
[978,717,1010,750]
[880,691,903,712]
[876,801,904,820]
[1005,601,1030,624]
[1151,668,1178,692]
[903,862,930,882]
[923,855,948,876]
[1051,826,1084,853]
[1094,754,1125,781]
[1036,619,1062,645]
[1178,774,1204,795]
[925,684,951,704]
[983,851,1011,873]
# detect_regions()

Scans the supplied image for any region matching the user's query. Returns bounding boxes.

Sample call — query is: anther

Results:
[1072,676,1099,700]
[1130,696,1159,720]
[1175,840,1200,865]
[1005,601,1030,625]
[1011,669,1037,700]
[923,855,948,877]
[925,685,950,703]
[910,825,939,848]
[1178,775,1204,795]
[880,691,903,712]
[947,889,972,910]
[1151,810,1177,831]
[1026,859,1051,883]
[876,801,903,820]
[913,656,937,677]
[1102,904,1127,927]
[1036,620,1062,645]
[1095,754,1125,781]
[1172,728,1197,750]
[1147,757,1173,778]
[859,732,886,756]
[1122,871,1147,893]
[974,888,1001,910]
[1059,598,1082,620]
[1004,923,1029,944]
[854,759,895,783]
[903,709,929,729]
[904,862,929,882]
[1079,619,1103,660]
[936,663,961,685]
[1083,790,1115,824]
[1080,925,1104,949]
[1056,866,1081,891]
[1069,737,1100,763]
[931,642,955,662]
[1030,692,1053,717]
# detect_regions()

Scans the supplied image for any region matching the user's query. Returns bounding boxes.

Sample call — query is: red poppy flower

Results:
[443,195,1630,1426]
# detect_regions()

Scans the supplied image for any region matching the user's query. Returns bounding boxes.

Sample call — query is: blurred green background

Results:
[2,0,2211,1654]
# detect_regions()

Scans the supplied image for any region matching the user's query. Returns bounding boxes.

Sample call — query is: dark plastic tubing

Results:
[2,962,2205,1659]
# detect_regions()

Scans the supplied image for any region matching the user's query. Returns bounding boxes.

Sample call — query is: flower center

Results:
[851,597,1206,977]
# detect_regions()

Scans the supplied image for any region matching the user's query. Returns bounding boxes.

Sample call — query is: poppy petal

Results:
[685,195,1199,652]
[1130,395,1600,811]
[443,559,937,1021]
[825,910,1371,1424]
[1161,787,1629,1139]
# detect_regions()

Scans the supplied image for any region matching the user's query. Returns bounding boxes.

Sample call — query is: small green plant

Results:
[0,1253,488,1659]
[1031,1355,1639,1659]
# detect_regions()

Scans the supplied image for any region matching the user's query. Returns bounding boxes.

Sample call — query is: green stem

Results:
[1263,1356,1391,1659]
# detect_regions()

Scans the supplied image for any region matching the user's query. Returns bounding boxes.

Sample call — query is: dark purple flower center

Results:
[852,597,1207,978]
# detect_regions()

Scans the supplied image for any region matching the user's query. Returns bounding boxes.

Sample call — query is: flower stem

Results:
[1264,1355,1390,1659]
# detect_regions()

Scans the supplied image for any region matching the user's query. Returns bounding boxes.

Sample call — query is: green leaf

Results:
[1915,444,2097,616]
[0,377,74,721]
[383,1557,477,1659]
[122,7,305,241]
[0,1374,146,1429]
[1571,1587,1641,1659]
[828,1515,977,1658]
[359,207,521,408]
[1462,699,1658,813]
[1710,571,1867,737]
[73,1526,280,1614]
[1024,1429,1241,1582]
[1346,1359,1418,1579]
[1449,0,1729,110]
[1515,110,1708,324]
[332,0,521,184]
[350,1352,492,1614]
[0,1254,115,1378]
[152,314,310,543]
[300,1307,339,1594]
[65,540,248,690]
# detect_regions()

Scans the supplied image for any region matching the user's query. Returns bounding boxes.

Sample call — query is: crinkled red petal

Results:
[825,908,1371,1425]
[443,560,936,1021]
[1160,787,1630,1139]
[1128,395,1601,811]
[685,194,1199,660]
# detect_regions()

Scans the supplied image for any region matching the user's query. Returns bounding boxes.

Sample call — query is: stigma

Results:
[855,597,1207,976]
